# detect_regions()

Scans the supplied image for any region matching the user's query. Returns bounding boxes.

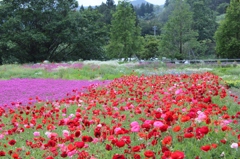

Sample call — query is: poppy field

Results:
[0,70,239,158]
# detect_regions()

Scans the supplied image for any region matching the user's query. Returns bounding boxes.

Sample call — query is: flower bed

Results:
[0,79,110,108]
[0,72,239,159]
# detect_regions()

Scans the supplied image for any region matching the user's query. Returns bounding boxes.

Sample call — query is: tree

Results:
[96,0,116,25]
[187,0,217,41]
[138,35,161,60]
[164,0,170,7]
[214,0,240,58]
[106,0,142,60]
[80,5,85,11]
[0,0,78,63]
[0,0,108,64]
[159,0,198,59]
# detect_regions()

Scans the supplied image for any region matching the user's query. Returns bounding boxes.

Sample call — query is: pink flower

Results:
[153,121,164,128]
[92,138,99,143]
[230,143,238,149]
[131,125,140,132]
[143,120,152,125]
[130,121,139,127]
[114,127,122,134]
[33,131,40,137]
[195,111,206,123]
[62,130,70,137]
[0,134,4,139]
[175,89,183,95]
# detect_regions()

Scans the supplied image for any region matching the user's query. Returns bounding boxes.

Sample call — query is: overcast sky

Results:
[77,0,166,6]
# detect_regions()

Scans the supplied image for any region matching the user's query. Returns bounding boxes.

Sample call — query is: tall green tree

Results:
[0,0,78,63]
[214,0,240,58]
[187,0,217,41]
[160,0,198,59]
[106,0,142,60]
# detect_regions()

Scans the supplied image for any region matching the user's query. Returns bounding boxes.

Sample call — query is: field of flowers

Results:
[0,78,110,108]
[0,62,239,159]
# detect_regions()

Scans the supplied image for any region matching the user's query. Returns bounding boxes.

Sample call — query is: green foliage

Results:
[0,0,108,63]
[106,0,142,60]
[137,35,160,60]
[159,0,199,60]
[217,2,229,14]
[134,2,154,17]
[225,79,240,88]
[214,0,240,58]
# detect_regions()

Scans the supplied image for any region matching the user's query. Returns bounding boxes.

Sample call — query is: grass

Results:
[1,60,240,89]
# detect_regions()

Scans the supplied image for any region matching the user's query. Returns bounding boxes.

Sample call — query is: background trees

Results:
[159,0,198,59]
[106,0,142,60]
[0,0,237,63]
[0,0,107,63]
[0,0,79,63]
[215,0,240,58]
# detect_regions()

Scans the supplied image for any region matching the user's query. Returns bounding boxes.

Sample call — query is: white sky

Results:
[77,0,166,6]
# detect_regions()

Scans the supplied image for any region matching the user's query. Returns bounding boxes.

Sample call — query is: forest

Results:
[0,0,239,64]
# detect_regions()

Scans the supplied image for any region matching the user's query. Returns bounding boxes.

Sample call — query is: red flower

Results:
[198,126,209,135]
[8,140,16,146]
[201,145,211,152]
[220,139,227,144]
[68,144,76,151]
[181,116,190,122]
[144,150,155,158]
[45,156,54,159]
[173,125,181,132]
[184,133,194,138]
[171,150,185,159]
[131,145,141,152]
[60,151,68,158]
[75,141,85,149]
[162,136,172,146]
[133,154,141,159]
[75,130,81,137]
[211,143,218,149]
[12,153,19,159]
[112,154,126,159]
[115,140,125,148]
[105,144,112,151]
[0,151,6,156]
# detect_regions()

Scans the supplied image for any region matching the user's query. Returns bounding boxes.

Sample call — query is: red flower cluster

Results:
[0,72,239,158]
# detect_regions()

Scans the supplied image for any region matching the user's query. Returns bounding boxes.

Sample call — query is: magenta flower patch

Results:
[0,78,110,108]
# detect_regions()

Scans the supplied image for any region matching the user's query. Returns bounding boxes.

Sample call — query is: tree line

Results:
[0,0,239,64]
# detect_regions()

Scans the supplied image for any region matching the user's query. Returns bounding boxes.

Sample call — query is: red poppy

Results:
[131,145,141,152]
[162,136,172,146]
[0,151,6,156]
[220,139,227,144]
[112,154,126,159]
[201,145,211,152]
[11,153,19,159]
[75,130,81,137]
[75,141,85,149]
[8,140,16,146]
[60,151,68,158]
[144,150,155,158]
[115,140,125,148]
[105,144,112,151]
[67,144,76,151]
[173,125,181,132]
[133,154,141,159]
[171,150,185,159]
[184,133,194,138]
[198,126,209,135]
[181,115,190,122]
